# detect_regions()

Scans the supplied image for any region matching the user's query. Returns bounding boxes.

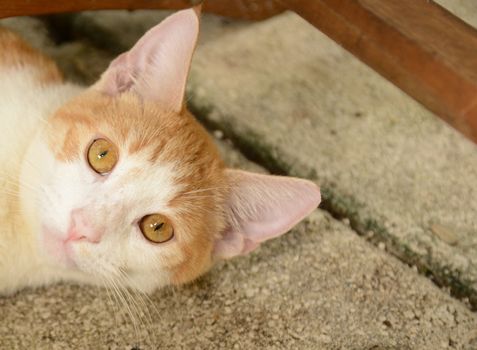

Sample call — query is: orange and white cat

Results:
[0,8,320,295]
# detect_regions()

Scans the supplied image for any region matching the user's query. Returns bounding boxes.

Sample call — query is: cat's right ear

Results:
[95,7,200,112]
[213,169,321,260]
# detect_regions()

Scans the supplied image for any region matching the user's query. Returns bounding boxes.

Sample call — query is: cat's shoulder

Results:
[0,27,62,85]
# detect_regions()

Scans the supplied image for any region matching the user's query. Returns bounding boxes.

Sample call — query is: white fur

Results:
[0,67,83,293]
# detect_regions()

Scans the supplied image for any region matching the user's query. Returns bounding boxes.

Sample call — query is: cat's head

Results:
[21,8,320,293]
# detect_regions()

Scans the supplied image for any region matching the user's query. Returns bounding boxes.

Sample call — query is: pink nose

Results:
[67,208,103,243]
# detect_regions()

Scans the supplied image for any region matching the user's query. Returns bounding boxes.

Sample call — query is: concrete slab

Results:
[185,12,477,309]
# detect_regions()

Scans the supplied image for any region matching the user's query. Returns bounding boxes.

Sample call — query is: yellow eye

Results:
[87,138,118,175]
[139,214,174,243]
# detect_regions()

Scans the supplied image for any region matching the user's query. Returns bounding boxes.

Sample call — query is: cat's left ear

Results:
[95,7,200,112]
[213,169,321,260]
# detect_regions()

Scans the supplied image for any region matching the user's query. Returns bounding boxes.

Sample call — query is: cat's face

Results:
[30,91,227,292]
[20,8,321,294]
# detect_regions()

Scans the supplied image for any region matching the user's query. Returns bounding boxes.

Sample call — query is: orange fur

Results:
[0,27,62,85]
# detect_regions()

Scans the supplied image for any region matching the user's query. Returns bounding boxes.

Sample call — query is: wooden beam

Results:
[0,0,285,20]
[284,0,477,144]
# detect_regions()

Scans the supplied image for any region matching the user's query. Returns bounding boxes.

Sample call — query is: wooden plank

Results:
[285,0,477,143]
[0,0,285,20]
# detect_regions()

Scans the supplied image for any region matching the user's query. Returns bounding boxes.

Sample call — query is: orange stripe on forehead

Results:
[61,127,80,162]
[47,92,124,162]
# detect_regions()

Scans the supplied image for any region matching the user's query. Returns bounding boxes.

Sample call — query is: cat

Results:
[0,7,320,296]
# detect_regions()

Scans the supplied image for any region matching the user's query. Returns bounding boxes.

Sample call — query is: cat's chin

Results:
[124,272,170,294]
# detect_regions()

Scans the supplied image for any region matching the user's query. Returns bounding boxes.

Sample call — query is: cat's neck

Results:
[0,66,83,293]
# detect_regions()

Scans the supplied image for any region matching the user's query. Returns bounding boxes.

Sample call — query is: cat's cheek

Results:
[40,225,76,268]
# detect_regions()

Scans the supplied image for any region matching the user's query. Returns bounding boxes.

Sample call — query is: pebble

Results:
[245,289,255,298]
[319,335,332,344]
[213,129,224,139]
[430,223,459,246]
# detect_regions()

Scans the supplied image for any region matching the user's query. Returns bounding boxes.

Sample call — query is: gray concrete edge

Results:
[186,93,477,311]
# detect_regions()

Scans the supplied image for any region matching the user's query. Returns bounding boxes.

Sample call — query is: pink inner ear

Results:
[95,8,200,112]
[213,170,321,259]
